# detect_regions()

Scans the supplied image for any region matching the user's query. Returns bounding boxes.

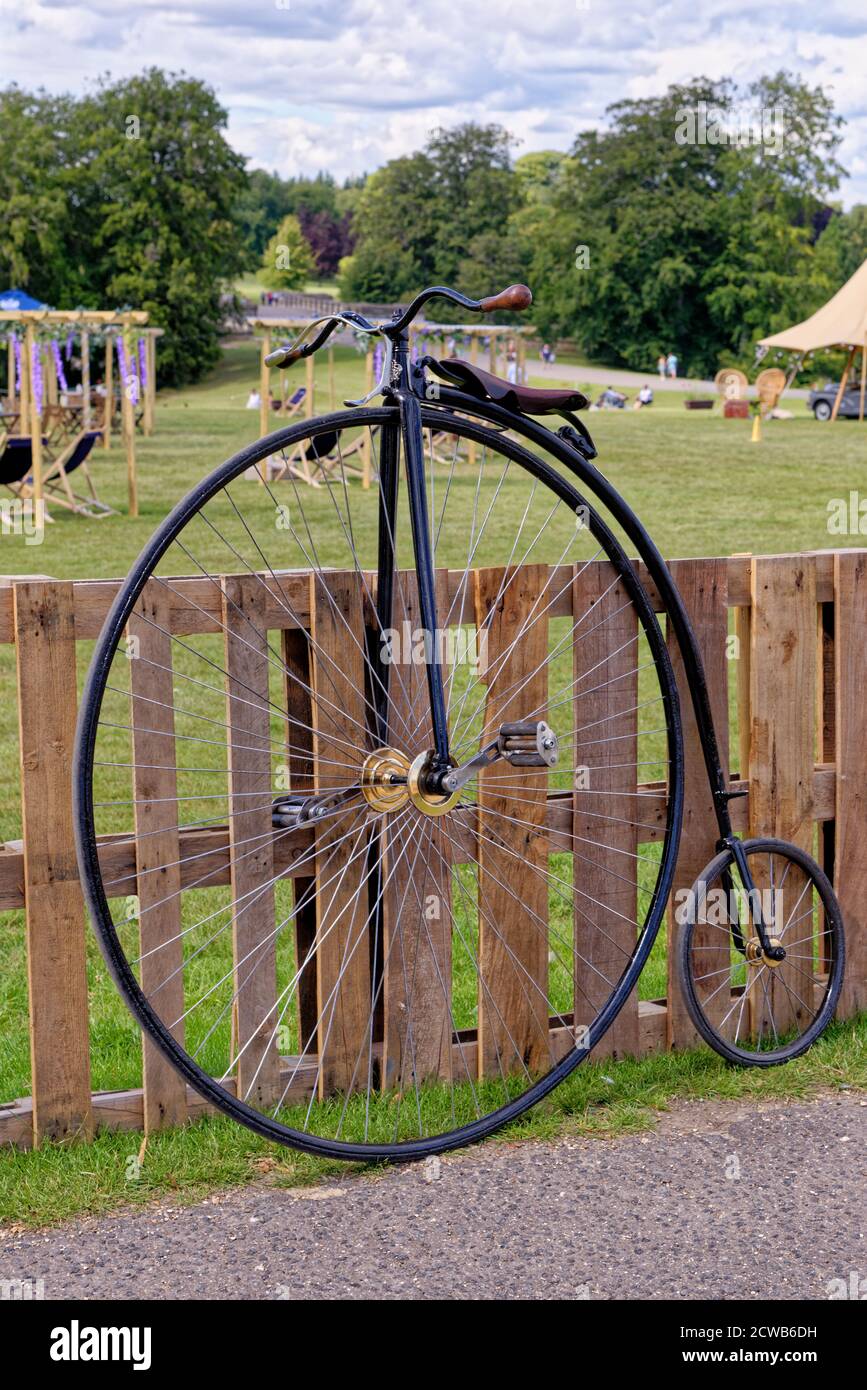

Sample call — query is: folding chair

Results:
[263,426,374,486]
[43,429,114,516]
[272,385,307,419]
[0,432,53,523]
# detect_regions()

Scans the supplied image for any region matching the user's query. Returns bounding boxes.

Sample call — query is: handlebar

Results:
[387,283,532,335]
[263,283,533,371]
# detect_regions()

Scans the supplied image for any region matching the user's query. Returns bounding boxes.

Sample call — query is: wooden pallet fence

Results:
[0,549,864,1149]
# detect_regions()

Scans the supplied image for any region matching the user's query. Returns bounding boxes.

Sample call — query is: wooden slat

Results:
[128,581,187,1132]
[749,555,816,1037]
[222,574,281,1107]
[834,552,867,1016]
[281,626,318,1050]
[572,560,639,1059]
[309,572,372,1097]
[14,582,93,1143]
[381,572,453,1091]
[666,558,731,1047]
[475,564,550,1078]
[0,997,676,1149]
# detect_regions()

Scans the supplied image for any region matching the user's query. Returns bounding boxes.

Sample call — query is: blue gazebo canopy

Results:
[0,288,47,311]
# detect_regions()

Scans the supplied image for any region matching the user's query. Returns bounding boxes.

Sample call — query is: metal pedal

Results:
[497,720,559,767]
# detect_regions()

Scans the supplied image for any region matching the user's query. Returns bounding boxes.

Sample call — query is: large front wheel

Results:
[75,406,683,1159]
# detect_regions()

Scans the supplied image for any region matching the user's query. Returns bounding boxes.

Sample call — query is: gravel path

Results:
[2,1094,864,1300]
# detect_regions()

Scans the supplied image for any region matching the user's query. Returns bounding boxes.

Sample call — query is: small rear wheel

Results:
[677,838,845,1065]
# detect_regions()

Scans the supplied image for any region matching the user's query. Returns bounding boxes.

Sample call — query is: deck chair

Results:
[0,432,54,523]
[272,385,307,419]
[264,426,375,486]
[43,429,113,516]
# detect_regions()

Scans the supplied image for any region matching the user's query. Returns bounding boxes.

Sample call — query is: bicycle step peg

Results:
[497,720,559,767]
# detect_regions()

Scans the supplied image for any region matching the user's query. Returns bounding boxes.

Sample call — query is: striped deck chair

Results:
[43,429,113,515]
[263,426,375,486]
[274,385,307,419]
[0,432,53,523]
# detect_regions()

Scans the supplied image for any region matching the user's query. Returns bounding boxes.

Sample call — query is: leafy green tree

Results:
[529,80,736,374]
[63,69,249,385]
[528,74,847,376]
[0,88,69,297]
[812,204,867,288]
[260,214,315,289]
[339,124,524,315]
[235,169,297,263]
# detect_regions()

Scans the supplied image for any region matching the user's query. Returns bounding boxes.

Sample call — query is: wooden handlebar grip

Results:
[477,284,533,313]
[265,344,305,367]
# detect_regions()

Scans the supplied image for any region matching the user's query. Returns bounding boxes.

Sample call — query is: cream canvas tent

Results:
[758,257,867,420]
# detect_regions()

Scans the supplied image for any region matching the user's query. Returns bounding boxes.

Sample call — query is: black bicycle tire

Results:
[676,837,845,1066]
[74,404,685,1160]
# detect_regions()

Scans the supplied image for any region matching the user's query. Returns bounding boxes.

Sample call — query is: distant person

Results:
[657,354,667,379]
[597,386,626,409]
[540,343,552,364]
[634,384,654,409]
[666,351,679,379]
[245,388,261,410]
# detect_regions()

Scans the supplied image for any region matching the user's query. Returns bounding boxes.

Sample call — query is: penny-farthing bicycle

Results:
[74,284,845,1160]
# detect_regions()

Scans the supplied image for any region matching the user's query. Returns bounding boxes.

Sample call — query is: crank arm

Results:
[440,721,559,794]
[272,786,360,829]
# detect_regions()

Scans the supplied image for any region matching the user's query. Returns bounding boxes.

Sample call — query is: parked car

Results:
[808,381,865,420]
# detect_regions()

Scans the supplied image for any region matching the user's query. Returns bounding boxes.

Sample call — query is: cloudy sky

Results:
[3,0,867,203]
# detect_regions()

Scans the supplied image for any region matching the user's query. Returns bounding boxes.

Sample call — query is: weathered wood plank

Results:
[666,558,731,1048]
[749,555,816,1038]
[310,571,372,1098]
[381,572,453,1092]
[281,626,318,1051]
[222,574,281,1107]
[572,560,640,1059]
[834,552,867,1017]
[475,564,550,1078]
[128,581,188,1132]
[14,582,93,1143]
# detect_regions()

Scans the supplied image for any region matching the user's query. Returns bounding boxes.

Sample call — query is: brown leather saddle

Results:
[427,357,589,416]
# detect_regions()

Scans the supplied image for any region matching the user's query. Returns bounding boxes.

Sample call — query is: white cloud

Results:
[3,0,866,202]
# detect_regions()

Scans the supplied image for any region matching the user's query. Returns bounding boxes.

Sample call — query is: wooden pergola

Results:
[251,317,532,488]
[1,308,162,516]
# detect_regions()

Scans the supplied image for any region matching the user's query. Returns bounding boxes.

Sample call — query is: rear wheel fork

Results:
[719,835,786,963]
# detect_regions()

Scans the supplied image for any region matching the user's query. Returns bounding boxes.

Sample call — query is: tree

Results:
[813,204,867,289]
[234,168,297,263]
[527,74,847,376]
[297,207,354,278]
[260,214,316,290]
[0,88,70,298]
[338,124,525,315]
[62,69,249,385]
[529,80,736,374]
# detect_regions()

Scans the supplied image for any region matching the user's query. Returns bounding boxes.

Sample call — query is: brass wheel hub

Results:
[359,748,461,817]
[407,753,461,817]
[745,935,784,968]
[360,748,410,812]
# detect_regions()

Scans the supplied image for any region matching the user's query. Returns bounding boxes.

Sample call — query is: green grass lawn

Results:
[1,339,865,1225]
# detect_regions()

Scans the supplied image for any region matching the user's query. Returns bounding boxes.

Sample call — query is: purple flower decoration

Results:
[51,339,70,395]
[116,335,140,407]
[31,342,44,417]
